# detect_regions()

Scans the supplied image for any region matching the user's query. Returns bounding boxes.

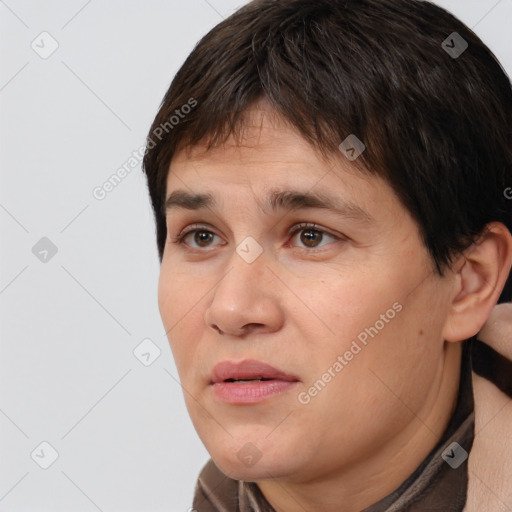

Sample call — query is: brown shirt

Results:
[192,338,476,512]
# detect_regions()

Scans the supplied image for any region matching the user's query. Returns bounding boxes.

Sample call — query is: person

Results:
[141,0,512,510]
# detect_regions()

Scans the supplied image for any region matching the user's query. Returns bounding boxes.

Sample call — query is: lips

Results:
[210,359,299,384]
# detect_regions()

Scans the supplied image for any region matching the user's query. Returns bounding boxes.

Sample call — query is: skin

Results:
[467,303,512,512]
[158,103,512,512]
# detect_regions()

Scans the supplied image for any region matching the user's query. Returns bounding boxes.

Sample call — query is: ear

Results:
[443,222,512,343]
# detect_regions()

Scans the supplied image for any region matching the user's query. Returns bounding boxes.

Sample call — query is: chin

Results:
[212,454,289,482]
[207,441,299,482]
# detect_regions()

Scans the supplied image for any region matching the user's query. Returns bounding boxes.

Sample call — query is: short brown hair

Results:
[142,0,512,302]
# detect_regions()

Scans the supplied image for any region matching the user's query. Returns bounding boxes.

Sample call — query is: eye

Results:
[288,223,341,250]
[169,224,222,249]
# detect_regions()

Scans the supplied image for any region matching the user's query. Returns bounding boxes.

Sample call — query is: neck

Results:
[257,342,462,512]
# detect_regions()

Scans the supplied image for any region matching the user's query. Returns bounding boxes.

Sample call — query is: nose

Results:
[203,246,284,337]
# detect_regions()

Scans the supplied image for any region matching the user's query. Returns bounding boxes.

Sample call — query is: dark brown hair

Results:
[142,0,512,303]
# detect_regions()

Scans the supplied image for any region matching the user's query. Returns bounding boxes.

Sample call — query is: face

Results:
[158,105,457,484]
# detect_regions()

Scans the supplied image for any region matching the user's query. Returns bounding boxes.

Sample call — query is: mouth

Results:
[209,359,300,404]
[223,378,275,382]
[210,359,299,384]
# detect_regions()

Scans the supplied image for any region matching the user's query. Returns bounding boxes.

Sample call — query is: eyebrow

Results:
[164,189,374,224]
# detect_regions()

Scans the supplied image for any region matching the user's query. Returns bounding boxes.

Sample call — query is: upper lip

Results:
[210,359,300,384]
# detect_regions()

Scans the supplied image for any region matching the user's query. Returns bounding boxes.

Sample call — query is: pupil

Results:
[301,229,321,247]
[196,231,212,246]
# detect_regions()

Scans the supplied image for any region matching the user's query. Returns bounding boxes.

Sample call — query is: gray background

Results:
[1,1,511,510]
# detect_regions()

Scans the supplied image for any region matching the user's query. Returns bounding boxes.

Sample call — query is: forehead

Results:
[173,104,323,166]
[165,105,403,224]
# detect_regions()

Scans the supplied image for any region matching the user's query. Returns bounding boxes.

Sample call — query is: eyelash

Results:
[168,222,343,251]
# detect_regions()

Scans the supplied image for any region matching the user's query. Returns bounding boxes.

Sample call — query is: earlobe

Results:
[443,223,512,343]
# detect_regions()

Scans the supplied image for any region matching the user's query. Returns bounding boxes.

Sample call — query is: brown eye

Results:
[169,225,222,249]
[290,223,339,249]
[192,231,215,247]
[300,229,324,248]
[182,229,218,248]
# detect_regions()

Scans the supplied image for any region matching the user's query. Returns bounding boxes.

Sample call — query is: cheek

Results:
[158,261,200,322]
[347,292,446,419]
[315,274,402,346]
[158,266,203,368]
[309,273,440,401]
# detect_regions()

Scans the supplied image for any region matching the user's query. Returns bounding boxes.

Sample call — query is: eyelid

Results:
[286,222,344,250]
[287,222,336,238]
[169,223,221,245]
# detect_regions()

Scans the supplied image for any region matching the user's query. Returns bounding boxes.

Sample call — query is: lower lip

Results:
[211,380,299,404]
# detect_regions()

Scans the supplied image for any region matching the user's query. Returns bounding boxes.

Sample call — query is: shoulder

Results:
[466,303,512,511]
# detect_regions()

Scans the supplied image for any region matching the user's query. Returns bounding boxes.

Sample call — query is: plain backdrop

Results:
[0,1,511,510]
